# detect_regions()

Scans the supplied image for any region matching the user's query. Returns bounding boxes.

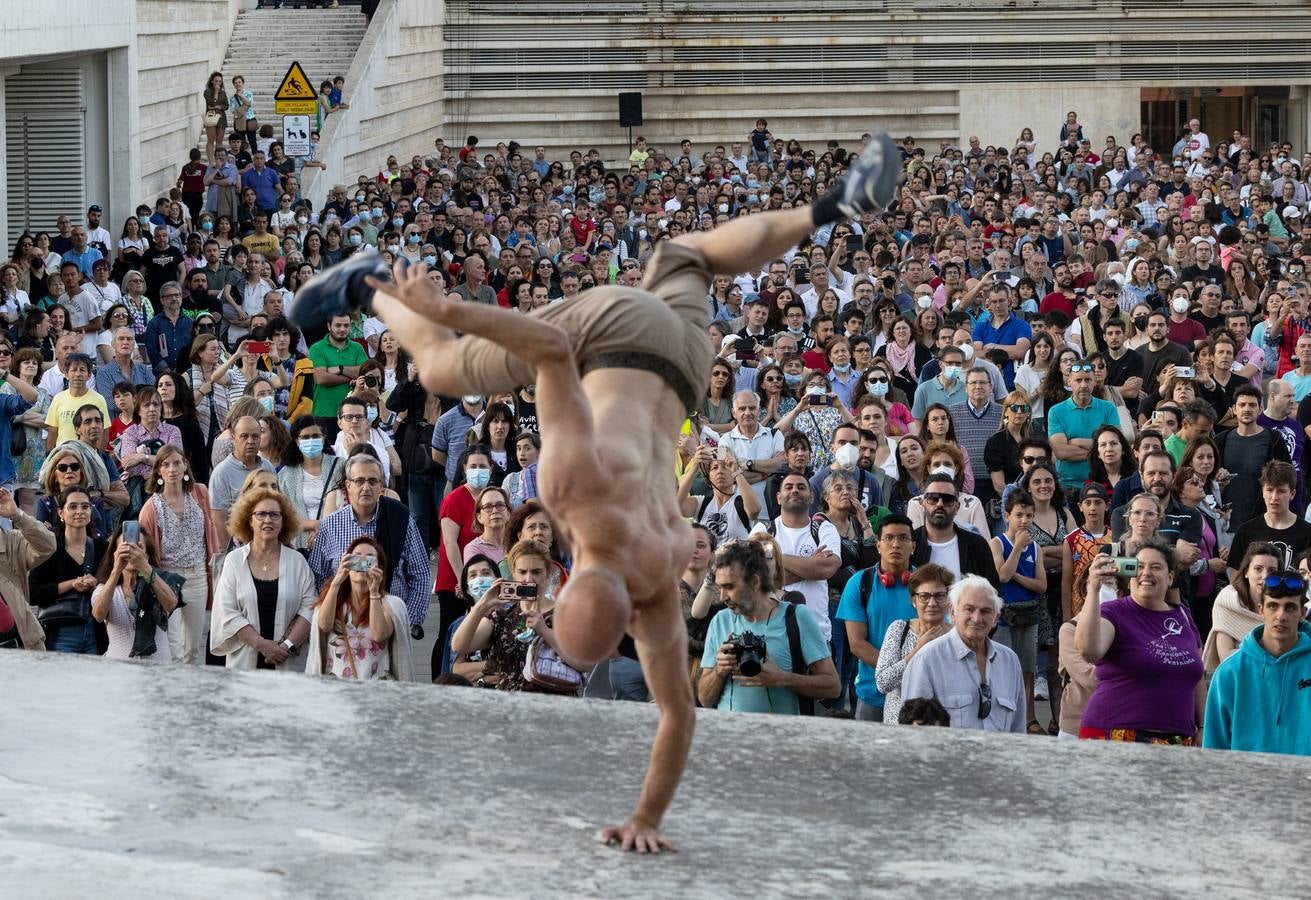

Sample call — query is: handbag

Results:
[203,110,221,128]
[9,420,26,457]
[523,636,583,694]
[1000,599,1042,628]
[400,419,435,475]
[36,538,95,630]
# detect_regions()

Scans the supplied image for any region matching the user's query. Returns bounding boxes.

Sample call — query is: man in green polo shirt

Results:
[308,313,366,440]
[1046,361,1119,489]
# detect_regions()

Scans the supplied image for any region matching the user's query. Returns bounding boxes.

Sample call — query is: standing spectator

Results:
[1216,386,1291,531]
[1075,540,1205,744]
[144,281,193,374]
[908,472,1001,583]
[93,328,153,415]
[141,226,185,303]
[1204,542,1280,675]
[1226,461,1311,570]
[207,415,274,547]
[1204,569,1311,755]
[990,490,1048,732]
[27,486,107,654]
[202,72,228,163]
[753,474,840,642]
[902,575,1027,733]
[430,393,483,495]
[90,528,179,662]
[0,488,56,650]
[1047,361,1119,491]
[949,368,1003,507]
[210,488,314,671]
[277,417,345,552]
[228,75,257,154]
[307,313,366,442]
[721,389,785,512]
[971,283,1032,388]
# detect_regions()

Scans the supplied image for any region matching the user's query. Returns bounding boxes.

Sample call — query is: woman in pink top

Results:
[463,485,510,566]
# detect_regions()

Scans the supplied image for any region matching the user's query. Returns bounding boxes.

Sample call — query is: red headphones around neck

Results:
[878,567,910,588]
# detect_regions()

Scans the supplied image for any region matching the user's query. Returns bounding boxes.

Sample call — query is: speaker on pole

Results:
[618,92,644,127]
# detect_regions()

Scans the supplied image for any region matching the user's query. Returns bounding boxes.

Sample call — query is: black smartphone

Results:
[735,337,756,362]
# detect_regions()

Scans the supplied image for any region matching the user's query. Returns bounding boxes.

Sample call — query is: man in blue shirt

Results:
[1047,363,1119,490]
[60,226,103,278]
[242,151,283,215]
[143,281,194,373]
[971,283,1031,389]
[835,514,917,722]
[431,395,483,485]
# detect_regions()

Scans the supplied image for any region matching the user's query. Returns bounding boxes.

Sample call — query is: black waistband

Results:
[580,351,700,413]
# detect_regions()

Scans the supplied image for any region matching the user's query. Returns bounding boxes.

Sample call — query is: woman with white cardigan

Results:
[209,487,315,671]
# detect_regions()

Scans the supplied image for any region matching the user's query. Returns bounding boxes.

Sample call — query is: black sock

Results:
[811,189,843,228]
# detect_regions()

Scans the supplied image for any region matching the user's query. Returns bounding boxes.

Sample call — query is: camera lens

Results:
[737,651,763,678]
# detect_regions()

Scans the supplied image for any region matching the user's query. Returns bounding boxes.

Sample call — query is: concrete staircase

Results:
[215,6,368,143]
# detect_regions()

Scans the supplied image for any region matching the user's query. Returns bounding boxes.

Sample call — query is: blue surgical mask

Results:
[869,380,890,397]
[201,221,214,232]
[943,364,962,381]
[392,216,405,228]
[367,406,379,422]
[258,395,274,412]
[349,234,363,246]
[372,208,385,221]
[833,362,852,374]
[468,575,495,601]
[423,254,437,267]
[783,372,803,386]
[355,193,366,203]
[407,233,420,245]
[466,468,491,490]
[297,437,324,458]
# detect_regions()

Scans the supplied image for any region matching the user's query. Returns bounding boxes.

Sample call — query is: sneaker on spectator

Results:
[1034,675,1049,701]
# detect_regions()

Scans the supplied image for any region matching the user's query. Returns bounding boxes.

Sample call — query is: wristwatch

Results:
[745,459,754,472]
[280,637,297,654]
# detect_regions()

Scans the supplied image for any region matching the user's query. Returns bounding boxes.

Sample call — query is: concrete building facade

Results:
[442,0,1311,164]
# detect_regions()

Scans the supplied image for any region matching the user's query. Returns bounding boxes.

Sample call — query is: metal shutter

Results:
[5,68,85,246]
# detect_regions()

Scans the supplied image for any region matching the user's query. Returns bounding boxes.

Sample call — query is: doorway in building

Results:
[1140,87,1293,160]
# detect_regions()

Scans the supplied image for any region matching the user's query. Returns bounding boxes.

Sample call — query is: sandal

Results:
[1047,719,1061,737]
[1027,719,1046,735]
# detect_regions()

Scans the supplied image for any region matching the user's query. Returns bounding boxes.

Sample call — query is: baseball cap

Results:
[744,292,767,306]
[1285,206,1303,220]
[1079,483,1109,502]
[88,204,103,213]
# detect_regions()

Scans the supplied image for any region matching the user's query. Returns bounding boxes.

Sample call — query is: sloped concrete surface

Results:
[0,653,1306,899]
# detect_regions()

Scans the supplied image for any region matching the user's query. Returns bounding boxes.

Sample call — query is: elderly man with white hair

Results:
[901,574,1026,732]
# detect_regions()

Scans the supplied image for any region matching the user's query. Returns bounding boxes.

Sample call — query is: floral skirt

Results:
[1078,726,1196,746]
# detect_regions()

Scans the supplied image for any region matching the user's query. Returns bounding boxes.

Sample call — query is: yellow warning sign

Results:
[274,61,315,102]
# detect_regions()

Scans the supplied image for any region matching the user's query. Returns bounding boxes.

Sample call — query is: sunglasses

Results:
[1021,455,1046,464]
[1264,575,1306,593]
[1070,363,1095,373]
[921,492,959,506]
[1008,403,1030,413]
[978,681,993,720]
[56,462,82,473]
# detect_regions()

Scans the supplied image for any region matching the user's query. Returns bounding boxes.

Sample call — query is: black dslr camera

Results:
[727,631,768,677]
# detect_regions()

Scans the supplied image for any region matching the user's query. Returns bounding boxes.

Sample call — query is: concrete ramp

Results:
[0,653,1302,898]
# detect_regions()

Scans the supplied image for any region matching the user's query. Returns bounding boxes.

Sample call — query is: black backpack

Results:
[779,595,814,717]
[371,496,412,588]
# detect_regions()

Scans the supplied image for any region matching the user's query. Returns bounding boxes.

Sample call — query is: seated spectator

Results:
[306,535,415,682]
[450,540,589,694]
[902,575,1027,732]
[874,563,954,726]
[91,526,179,662]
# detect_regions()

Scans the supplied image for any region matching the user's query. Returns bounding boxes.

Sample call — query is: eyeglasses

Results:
[56,462,82,473]
[978,682,993,720]
[913,591,949,604]
[1070,363,1095,373]
[479,501,508,511]
[762,376,782,383]
[921,492,959,506]
[339,413,366,422]
[348,477,383,487]
[1098,291,1118,298]
[1008,403,1031,413]
[252,510,283,520]
[1264,574,1306,593]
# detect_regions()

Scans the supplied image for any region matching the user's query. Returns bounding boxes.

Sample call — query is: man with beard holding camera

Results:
[699,539,840,714]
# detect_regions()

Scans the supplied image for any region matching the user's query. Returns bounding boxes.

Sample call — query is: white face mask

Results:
[957,342,975,361]
[917,296,933,310]
[1172,297,1191,314]
[834,443,860,468]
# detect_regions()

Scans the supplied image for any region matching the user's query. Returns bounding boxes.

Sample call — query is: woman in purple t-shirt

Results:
[1074,539,1205,745]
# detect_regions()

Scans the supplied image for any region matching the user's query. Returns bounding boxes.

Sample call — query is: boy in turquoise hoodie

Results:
[1205,571,1311,756]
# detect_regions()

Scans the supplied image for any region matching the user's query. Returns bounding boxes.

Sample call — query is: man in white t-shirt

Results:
[58,262,103,357]
[752,473,840,641]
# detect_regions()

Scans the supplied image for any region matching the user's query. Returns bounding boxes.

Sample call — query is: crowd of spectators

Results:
[0,107,1308,755]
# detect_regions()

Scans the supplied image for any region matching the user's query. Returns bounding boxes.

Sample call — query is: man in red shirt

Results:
[1039,260,1079,318]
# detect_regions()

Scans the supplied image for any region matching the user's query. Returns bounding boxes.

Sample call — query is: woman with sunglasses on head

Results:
[35,447,110,541]
[985,391,1033,501]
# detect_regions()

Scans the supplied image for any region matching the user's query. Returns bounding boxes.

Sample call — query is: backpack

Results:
[780,597,814,717]
[371,496,411,589]
[696,492,750,534]
[285,357,317,421]
[766,516,821,546]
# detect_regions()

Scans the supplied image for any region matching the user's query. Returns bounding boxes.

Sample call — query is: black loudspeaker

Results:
[618,92,643,127]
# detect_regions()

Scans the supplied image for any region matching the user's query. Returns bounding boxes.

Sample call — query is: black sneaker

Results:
[288,250,390,331]
[836,132,903,219]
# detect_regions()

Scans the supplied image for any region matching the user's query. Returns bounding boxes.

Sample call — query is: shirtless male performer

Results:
[290,134,902,852]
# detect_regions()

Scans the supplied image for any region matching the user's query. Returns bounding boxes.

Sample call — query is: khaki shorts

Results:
[453,241,714,412]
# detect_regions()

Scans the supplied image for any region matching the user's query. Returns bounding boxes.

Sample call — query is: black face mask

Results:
[1133,315,1149,331]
